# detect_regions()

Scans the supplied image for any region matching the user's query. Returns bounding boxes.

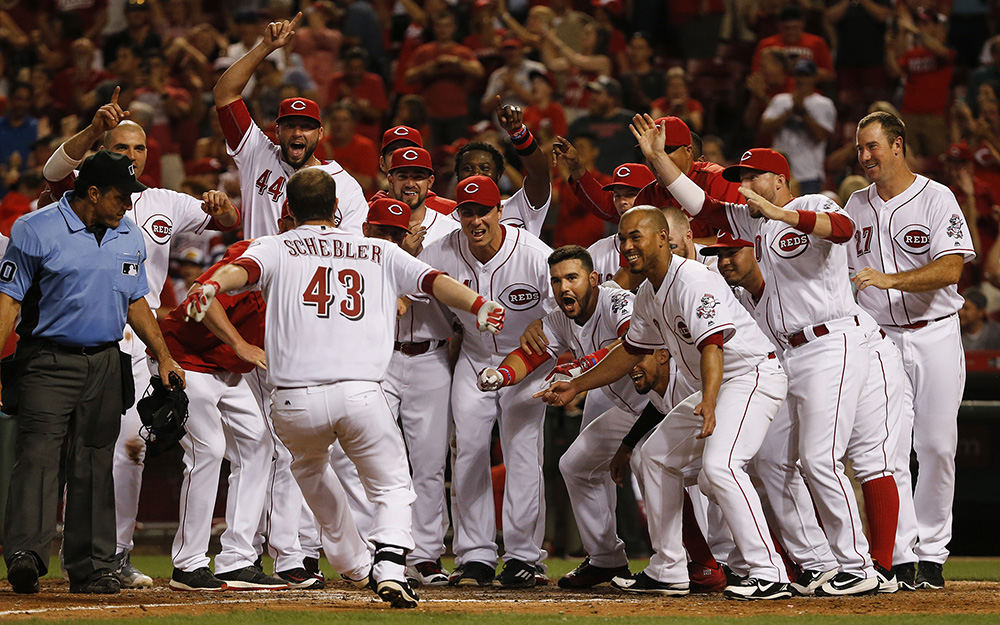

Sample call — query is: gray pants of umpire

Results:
[3,343,122,584]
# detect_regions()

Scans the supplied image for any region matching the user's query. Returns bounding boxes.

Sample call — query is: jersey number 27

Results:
[302,267,365,320]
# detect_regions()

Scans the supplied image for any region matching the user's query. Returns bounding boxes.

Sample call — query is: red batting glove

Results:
[183,279,221,322]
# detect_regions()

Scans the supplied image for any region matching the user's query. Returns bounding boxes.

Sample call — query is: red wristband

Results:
[470,295,486,315]
[497,365,515,386]
[796,209,817,234]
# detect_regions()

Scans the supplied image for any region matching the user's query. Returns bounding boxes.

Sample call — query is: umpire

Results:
[0,151,185,594]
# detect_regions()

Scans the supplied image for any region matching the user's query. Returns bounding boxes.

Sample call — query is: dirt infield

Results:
[0,579,998,620]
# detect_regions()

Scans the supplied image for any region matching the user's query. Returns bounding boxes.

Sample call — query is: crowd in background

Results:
[0,0,998,348]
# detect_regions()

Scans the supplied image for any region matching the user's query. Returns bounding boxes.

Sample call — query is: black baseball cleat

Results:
[70,569,121,594]
[406,560,450,587]
[303,556,324,583]
[558,557,630,589]
[496,559,537,588]
[169,567,229,591]
[611,571,690,596]
[376,579,419,608]
[875,564,899,593]
[277,567,325,589]
[815,572,878,597]
[6,551,41,594]
[724,577,793,601]
[915,561,945,590]
[892,562,917,591]
[215,565,289,590]
[791,568,839,596]
[449,561,496,587]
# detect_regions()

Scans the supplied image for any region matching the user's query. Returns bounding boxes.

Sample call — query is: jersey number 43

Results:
[302,267,365,320]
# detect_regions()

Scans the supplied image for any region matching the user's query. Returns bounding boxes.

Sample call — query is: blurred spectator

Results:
[551,132,608,248]
[40,0,108,42]
[318,102,379,196]
[968,35,1000,115]
[667,0,724,60]
[102,0,162,65]
[523,70,567,142]
[51,38,111,116]
[390,95,431,143]
[543,21,612,120]
[701,134,728,166]
[941,141,999,261]
[651,67,704,133]
[751,4,834,84]
[825,0,892,115]
[500,4,554,58]
[568,77,638,176]
[886,7,955,158]
[294,1,343,98]
[0,170,40,234]
[837,174,869,207]
[760,59,835,194]
[549,0,591,53]
[590,0,627,70]
[327,47,388,143]
[405,10,485,146]
[464,0,505,70]
[0,82,38,172]
[960,287,1000,350]
[948,0,991,70]
[133,50,191,188]
[744,47,792,136]
[480,38,546,114]
[341,0,387,77]
[619,32,664,114]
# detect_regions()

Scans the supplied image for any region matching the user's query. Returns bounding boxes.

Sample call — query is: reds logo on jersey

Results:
[894,224,931,254]
[770,228,810,259]
[674,316,693,344]
[610,291,631,316]
[946,214,964,240]
[696,294,719,326]
[500,282,541,311]
[142,214,173,245]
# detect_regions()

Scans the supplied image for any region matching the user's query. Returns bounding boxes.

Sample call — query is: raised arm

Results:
[214,12,302,108]
[496,96,550,208]
[43,87,128,181]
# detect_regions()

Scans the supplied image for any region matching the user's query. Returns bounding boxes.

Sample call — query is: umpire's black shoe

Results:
[216,566,289,590]
[6,551,40,594]
[448,561,495,587]
[892,562,917,591]
[497,559,536,588]
[915,561,945,590]
[70,569,121,594]
[558,557,630,589]
[169,567,228,591]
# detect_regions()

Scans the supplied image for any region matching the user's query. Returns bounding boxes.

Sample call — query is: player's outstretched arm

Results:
[183,264,250,322]
[200,299,266,370]
[535,342,641,406]
[214,12,302,108]
[738,187,852,242]
[43,86,129,181]
[428,273,505,334]
[477,346,551,392]
[496,96,551,208]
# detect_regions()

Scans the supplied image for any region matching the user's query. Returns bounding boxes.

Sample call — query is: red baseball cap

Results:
[602,163,655,191]
[942,142,973,162]
[656,116,692,148]
[723,148,791,182]
[276,98,321,125]
[366,198,412,232]
[455,175,501,211]
[389,147,434,173]
[698,232,754,256]
[381,126,423,151]
[500,38,522,49]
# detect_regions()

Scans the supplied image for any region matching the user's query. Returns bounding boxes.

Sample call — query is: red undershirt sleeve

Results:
[231,257,261,284]
[216,99,254,151]
[697,331,724,351]
[510,346,552,373]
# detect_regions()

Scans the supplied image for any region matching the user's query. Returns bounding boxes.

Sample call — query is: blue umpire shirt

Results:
[0,191,148,347]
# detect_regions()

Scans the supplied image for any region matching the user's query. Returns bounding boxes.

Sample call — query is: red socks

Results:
[862,475,900,570]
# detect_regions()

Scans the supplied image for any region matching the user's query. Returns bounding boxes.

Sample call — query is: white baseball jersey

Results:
[588,234,623,283]
[540,286,646,414]
[396,208,462,343]
[721,194,858,338]
[449,185,551,237]
[733,286,782,352]
[844,176,975,326]
[420,224,554,363]
[225,114,368,239]
[236,225,438,387]
[625,257,775,383]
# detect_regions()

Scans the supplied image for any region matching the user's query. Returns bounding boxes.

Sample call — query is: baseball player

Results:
[213,12,368,238]
[847,111,975,590]
[453,99,552,236]
[158,240,288,591]
[538,207,789,600]
[641,113,901,596]
[370,126,456,216]
[377,149,461,586]
[476,245,645,588]
[40,92,241,588]
[182,168,505,608]
[420,175,554,588]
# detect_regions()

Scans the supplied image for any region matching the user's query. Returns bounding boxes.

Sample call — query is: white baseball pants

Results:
[639,359,788,584]
[271,381,415,581]
[451,355,547,567]
[883,315,963,565]
[785,326,874,579]
[171,369,271,574]
[113,328,152,555]
[383,345,453,565]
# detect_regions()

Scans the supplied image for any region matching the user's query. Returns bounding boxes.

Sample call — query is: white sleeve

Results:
[238,236,281,288]
[609,289,634,335]
[684,273,737,347]
[624,288,664,350]
[333,172,369,235]
[666,174,708,216]
[385,242,437,299]
[928,190,976,262]
[43,143,82,182]
[808,96,837,133]
[723,203,758,241]
[168,190,213,236]
[540,311,570,358]
[762,94,791,121]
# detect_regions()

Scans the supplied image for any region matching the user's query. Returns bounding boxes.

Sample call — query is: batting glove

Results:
[183,280,220,322]
[543,347,609,382]
[471,296,505,334]
[477,367,505,391]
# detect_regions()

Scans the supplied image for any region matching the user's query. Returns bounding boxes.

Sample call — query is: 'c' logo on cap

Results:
[464,183,479,194]
[394,127,409,136]
[616,166,631,178]
[741,150,753,162]
[402,149,419,161]
[291,100,307,111]
[388,203,405,216]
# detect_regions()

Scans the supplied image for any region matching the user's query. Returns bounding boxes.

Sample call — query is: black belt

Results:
[787,316,859,348]
[32,338,117,355]
[890,313,955,330]
[393,339,446,356]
